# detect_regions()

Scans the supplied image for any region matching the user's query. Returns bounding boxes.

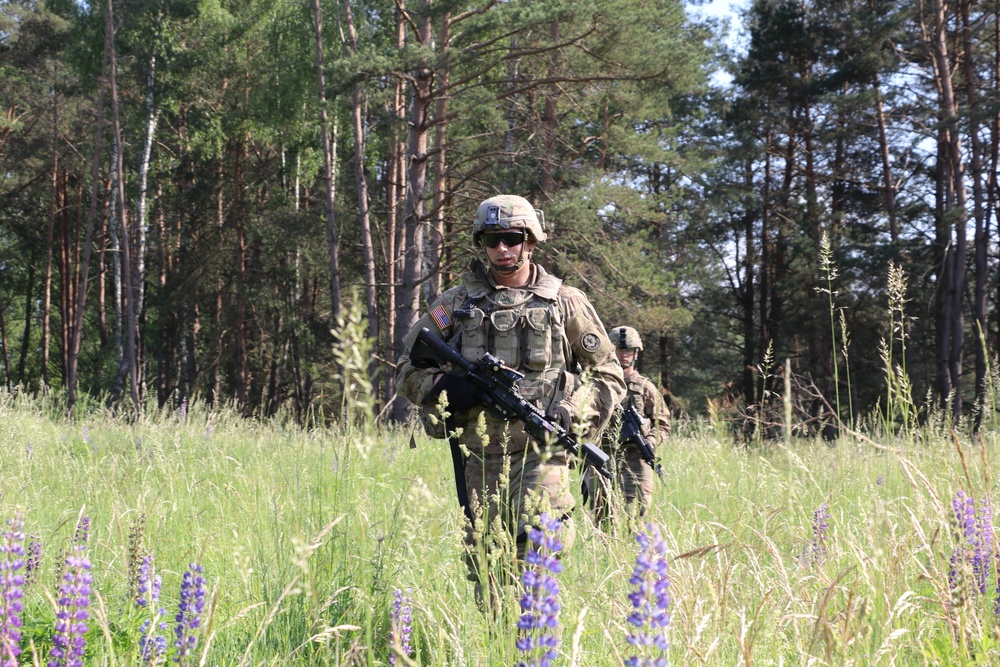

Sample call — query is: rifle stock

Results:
[411,327,612,479]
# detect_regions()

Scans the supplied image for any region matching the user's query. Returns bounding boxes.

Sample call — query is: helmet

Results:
[609,326,643,351]
[473,195,547,245]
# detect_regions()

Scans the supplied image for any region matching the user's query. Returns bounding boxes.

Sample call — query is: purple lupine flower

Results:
[949,491,994,600]
[48,546,92,667]
[136,555,160,608]
[799,504,830,568]
[136,555,168,666]
[1,514,27,667]
[139,618,168,667]
[876,475,883,486]
[949,491,978,594]
[174,563,207,665]
[24,540,42,587]
[515,513,563,667]
[73,517,89,547]
[624,523,670,667]
[389,588,412,666]
[179,399,188,422]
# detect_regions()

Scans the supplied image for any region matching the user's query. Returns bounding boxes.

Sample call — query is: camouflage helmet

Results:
[473,195,547,245]
[609,325,643,351]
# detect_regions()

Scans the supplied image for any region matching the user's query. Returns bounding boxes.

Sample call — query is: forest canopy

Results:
[0,0,996,432]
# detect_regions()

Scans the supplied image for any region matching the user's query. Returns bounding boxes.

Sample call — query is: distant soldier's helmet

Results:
[472,195,547,245]
[609,326,643,351]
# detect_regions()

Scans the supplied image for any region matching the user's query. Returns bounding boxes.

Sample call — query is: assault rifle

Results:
[411,327,612,479]
[619,401,665,481]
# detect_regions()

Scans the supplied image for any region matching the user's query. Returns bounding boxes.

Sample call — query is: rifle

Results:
[410,327,613,479]
[619,400,665,481]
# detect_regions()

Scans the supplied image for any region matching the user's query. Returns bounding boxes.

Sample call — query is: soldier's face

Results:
[616,348,636,368]
[482,231,533,268]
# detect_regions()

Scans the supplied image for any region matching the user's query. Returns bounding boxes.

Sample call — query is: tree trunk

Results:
[742,158,757,405]
[341,0,379,389]
[392,0,434,421]
[108,0,141,411]
[43,85,57,388]
[17,260,35,385]
[384,4,406,411]
[427,13,451,303]
[991,6,1000,368]
[959,0,987,429]
[0,298,9,387]
[872,71,898,242]
[311,0,342,323]
[929,0,967,419]
[135,53,159,345]
[539,20,559,200]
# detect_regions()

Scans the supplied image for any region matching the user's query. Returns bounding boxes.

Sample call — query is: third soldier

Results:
[585,325,670,524]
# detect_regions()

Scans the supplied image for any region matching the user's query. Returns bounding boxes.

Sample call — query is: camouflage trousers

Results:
[461,444,576,586]
[583,446,655,524]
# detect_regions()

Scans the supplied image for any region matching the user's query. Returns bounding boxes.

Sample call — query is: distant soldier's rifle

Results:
[619,400,665,482]
[411,327,613,480]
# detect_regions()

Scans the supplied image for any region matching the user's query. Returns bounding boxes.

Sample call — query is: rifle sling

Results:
[445,414,474,526]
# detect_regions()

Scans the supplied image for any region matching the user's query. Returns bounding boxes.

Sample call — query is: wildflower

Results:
[48,546,92,667]
[515,513,563,667]
[1,514,27,667]
[624,523,670,667]
[127,515,147,603]
[389,588,412,666]
[810,504,830,565]
[135,555,161,609]
[25,540,42,587]
[136,555,167,667]
[949,491,993,598]
[73,517,89,547]
[174,563,207,665]
[179,399,187,422]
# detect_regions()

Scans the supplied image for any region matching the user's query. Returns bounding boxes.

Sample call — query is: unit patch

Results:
[581,332,601,352]
[430,305,452,332]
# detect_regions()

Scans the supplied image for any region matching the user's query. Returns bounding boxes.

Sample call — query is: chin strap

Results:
[486,244,529,275]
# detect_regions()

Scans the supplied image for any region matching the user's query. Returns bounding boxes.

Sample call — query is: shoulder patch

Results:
[581,332,601,352]
[430,305,452,332]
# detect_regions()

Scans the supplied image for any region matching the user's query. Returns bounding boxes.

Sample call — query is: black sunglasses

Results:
[481,231,527,248]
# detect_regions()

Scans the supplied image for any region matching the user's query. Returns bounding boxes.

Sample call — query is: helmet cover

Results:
[609,325,643,351]
[472,195,547,244]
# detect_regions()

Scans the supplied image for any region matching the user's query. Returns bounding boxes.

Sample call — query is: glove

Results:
[422,373,484,413]
[549,403,575,432]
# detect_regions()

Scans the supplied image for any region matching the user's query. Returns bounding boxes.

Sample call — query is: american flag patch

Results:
[430,305,452,332]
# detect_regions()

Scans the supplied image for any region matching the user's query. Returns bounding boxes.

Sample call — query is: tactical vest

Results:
[625,377,648,417]
[454,280,570,409]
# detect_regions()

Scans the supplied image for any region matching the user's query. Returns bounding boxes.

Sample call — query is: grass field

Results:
[2,384,1000,667]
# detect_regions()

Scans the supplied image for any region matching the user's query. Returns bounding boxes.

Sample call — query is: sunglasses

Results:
[481,231,527,248]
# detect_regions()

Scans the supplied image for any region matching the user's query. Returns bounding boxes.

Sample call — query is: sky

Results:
[688,0,750,49]
[686,0,750,87]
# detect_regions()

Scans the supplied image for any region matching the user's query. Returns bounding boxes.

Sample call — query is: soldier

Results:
[585,325,670,522]
[395,194,625,601]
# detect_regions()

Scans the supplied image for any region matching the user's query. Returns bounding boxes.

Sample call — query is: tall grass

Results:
[1,275,998,665]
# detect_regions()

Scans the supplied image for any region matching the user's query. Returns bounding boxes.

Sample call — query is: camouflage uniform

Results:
[395,196,625,581]
[585,326,670,519]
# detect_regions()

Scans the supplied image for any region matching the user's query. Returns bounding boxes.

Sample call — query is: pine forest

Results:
[1,0,998,434]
